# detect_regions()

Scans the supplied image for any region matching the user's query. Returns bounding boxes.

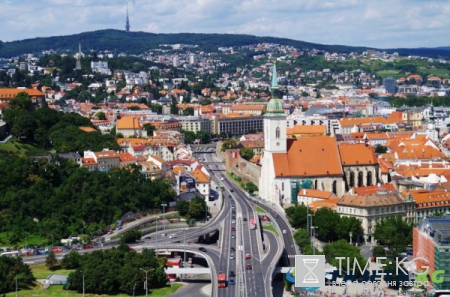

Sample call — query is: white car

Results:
[282,230,287,234]
[231,220,236,224]
[168,234,177,239]
[221,177,224,181]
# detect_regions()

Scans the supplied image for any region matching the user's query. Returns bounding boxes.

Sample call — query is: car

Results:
[229,279,235,285]
[406,251,413,256]
[144,236,151,240]
[243,217,247,221]
[231,234,236,239]
[231,227,235,231]
[232,211,236,215]
[231,205,235,209]
[198,247,207,252]
[230,253,235,260]
[232,220,236,224]
[230,247,235,252]
[230,189,234,192]
[275,214,279,218]
[245,254,251,259]
[229,195,232,198]
[246,264,252,270]
[168,234,177,239]
[229,271,235,277]
[221,177,224,181]
[232,216,236,220]
[161,233,167,237]
[282,230,287,234]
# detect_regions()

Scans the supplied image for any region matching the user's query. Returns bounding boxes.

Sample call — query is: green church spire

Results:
[271,63,279,90]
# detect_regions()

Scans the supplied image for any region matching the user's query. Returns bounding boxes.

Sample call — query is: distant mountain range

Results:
[0,29,449,58]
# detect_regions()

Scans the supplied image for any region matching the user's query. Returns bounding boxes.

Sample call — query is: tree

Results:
[372,245,386,258]
[120,230,142,244]
[313,208,342,242]
[373,216,413,248]
[323,240,367,276]
[245,181,258,194]
[176,200,189,216]
[0,256,35,294]
[187,196,207,220]
[9,92,32,110]
[285,204,310,229]
[182,107,195,116]
[45,251,58,270]
[143,123,156,137]
[221,139,237,152]
[61,251,82,269]
[240,148,255,161]
[375,145,388,154]
[181,130,196,144]
[293,228,310,252]
[95,111,106,120]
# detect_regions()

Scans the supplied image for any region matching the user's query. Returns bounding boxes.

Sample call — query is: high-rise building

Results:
[173,56,180,67]
[383,77,397,95]
[188,53,196,65]
[125,0,130,33]
[413,215,450,290]
[75,43,82,70]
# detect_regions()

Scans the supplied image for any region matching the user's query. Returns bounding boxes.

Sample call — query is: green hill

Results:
[0,29,371,57]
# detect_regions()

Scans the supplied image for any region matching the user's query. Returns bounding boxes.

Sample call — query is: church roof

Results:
[338,143,378,166]
[272,136,343,177]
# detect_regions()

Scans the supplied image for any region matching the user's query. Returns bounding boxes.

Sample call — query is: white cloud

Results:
[0,0,449,48]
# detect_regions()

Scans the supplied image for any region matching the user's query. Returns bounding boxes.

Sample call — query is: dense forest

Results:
[0,150,175,245]
[0,29,372,57]
[3,92,120,152]
[64,247,168,295]
[0,93,176,245]
[1,29,449,58]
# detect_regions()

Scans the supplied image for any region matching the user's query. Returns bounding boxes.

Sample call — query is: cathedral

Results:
[259,65,380,207]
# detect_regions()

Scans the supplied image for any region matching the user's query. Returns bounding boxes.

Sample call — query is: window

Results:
[282,182,284,191]
[276,127,280,139]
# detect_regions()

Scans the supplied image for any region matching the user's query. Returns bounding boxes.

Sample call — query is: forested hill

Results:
[0,29,372,57]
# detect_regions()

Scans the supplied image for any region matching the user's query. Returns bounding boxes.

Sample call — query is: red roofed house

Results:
[116,116,147,138]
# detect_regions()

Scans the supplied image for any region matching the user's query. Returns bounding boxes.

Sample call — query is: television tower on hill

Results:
[125,0,130,33]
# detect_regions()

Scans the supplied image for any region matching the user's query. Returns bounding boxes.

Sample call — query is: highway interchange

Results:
[24,148,298,297]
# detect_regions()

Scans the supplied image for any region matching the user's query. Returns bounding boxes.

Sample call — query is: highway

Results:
[22,146,296,297]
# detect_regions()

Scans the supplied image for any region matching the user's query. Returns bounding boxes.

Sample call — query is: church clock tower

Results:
[264,64,286,153]
[259,64,287,204]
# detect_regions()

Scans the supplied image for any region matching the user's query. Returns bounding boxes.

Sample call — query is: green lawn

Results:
[6,282,182,296]
[376,70,402,79]
[263,225,279,236]
[254,205,266,213]
[0,139,48,156]
[420,68,450,77]
[30,263,75,280]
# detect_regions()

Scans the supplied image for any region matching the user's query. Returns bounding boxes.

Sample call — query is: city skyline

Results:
[1,0,450,49]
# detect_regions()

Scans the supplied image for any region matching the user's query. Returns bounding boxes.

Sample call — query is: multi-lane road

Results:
[24,148,298,297]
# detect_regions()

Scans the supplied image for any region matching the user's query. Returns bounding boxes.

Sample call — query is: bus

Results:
[249,218,256,230]
[218,273,227,288]
[1,251,19,257]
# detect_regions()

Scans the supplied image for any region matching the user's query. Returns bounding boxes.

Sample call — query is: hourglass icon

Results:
[302,258,319,284]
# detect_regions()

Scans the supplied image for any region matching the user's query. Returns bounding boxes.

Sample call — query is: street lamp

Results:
[161,204,167,232]
[133,283,137,297]
[183,227,189,279]
[66,283,70,297]
[80,270,85,297]
[15,273,18,297]
[311,226,317,255]
[155,217,159,257]
[140,268,153,297]
[308,214,314,237]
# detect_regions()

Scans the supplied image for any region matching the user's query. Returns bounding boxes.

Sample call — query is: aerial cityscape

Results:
[1,1,450,297]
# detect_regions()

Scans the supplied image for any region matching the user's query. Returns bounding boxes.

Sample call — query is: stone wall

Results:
[215,141,225,161]
[225,149,261,186]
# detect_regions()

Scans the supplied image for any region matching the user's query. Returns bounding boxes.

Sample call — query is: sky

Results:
[2,0,450,49]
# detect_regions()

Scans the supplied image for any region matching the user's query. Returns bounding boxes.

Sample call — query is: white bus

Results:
[1,251,20,257]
